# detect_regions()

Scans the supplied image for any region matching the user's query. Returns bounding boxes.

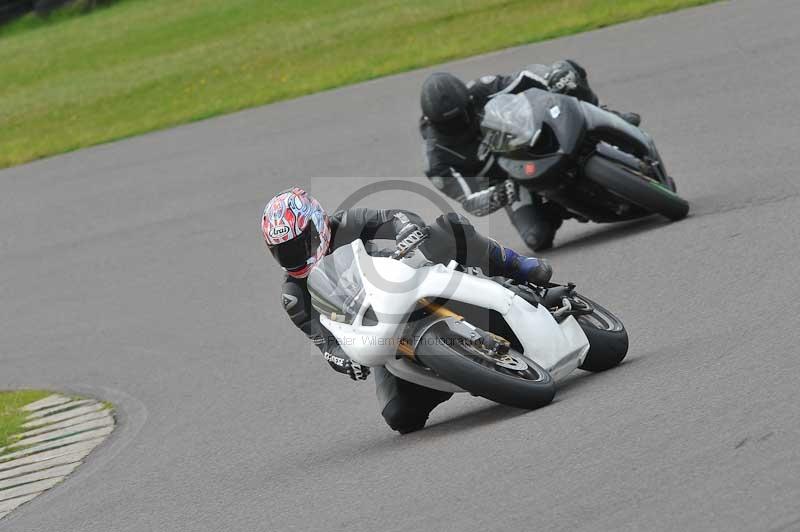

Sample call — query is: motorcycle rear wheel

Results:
[415,321,556,410]
[573,293,629,372]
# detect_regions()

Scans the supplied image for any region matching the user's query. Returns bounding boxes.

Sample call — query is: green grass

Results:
[0,0,718,168]
[0,390,51,451]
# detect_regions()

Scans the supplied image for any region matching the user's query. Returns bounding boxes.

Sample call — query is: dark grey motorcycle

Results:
[479,88,689,222]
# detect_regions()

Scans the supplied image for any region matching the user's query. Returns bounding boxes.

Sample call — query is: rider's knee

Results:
[380,382,452,434]
[381,398,429,434]
[435,212,473,230]
[431,212,477,242]
[426,212,492,266]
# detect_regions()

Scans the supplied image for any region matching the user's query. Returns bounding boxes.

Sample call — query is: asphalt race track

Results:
[2,1,800,530]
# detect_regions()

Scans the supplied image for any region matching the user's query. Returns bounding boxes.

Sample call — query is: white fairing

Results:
[319,240,589,386]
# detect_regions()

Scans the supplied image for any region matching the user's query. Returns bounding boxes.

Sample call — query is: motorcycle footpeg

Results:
[541,284,575,309]
[551,296,593,320]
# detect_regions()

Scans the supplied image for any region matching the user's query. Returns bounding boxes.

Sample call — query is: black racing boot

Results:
[487,240,553,286]
[618,111,641,127]
[601,105,642,127]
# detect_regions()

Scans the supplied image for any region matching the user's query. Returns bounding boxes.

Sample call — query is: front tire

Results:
[584,154,689,221]
[415,322,556,410]
[573,293,629,372]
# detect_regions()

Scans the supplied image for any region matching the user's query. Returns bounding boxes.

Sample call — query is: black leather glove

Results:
[547,65,579,94]
[462,180,518,217]
[324,350,370,381]
[394,220,429,259]
[547,60,598,105]
[395,221,422,244]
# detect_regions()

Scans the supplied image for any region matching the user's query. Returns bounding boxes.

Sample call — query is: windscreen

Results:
[480,93,541,153]
[308,244,366,324]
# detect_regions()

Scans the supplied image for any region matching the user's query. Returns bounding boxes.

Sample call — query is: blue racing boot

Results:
[488,241,553,286]
[601,105,642,127]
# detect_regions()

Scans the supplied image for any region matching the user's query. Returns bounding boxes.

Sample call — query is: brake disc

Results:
[491,352,529,371]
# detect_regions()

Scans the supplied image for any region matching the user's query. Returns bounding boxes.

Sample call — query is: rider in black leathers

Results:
[420,60,641,251]
[263,188,553,434]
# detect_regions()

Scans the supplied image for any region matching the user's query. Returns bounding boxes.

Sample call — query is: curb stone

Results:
[0,394,115,520]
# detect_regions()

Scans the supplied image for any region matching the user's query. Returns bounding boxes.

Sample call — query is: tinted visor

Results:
[431,109,473,136]
[269,223,321,271]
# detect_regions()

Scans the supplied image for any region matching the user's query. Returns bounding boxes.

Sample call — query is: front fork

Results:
[396,298,511,360]
[642,134,673,188]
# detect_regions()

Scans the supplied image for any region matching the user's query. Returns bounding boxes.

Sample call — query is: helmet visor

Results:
[269,223,321,272]
[431,109,473,136]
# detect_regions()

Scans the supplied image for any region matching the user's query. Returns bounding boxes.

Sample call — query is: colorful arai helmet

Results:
[262,187,331,278]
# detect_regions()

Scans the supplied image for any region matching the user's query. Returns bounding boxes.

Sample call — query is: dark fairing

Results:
[486,89,586,185]
[484,87,680,224]
[521,89,585,157]
[578,101,653,159]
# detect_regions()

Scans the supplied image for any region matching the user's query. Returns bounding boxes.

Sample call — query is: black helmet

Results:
[420,72,474,136]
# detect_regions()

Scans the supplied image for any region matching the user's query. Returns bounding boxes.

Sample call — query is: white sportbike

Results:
[308,237,628,409]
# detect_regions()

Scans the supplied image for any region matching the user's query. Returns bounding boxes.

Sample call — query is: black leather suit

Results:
[421,60,599,245]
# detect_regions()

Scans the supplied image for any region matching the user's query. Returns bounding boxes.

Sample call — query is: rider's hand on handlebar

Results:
[547,66,579,94]
[395,221,422,245]
[462,180,518,217]
[498,179,518,205]
[393,222,429,259]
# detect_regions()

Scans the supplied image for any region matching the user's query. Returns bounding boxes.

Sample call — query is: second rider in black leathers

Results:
[420,60,641,251]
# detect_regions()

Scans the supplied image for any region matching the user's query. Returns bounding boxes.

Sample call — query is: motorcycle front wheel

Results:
[583,154,689,221]
[415,321,556,410]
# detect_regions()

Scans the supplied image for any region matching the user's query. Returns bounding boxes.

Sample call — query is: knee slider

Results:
[381,398,429,432]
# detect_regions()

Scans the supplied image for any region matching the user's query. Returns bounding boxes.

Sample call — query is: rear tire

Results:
[584,154,689,221]
[573,294,629,372]
[415,322,556,410]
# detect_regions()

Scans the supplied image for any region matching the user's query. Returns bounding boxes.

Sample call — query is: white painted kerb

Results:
[0,394,115,520]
